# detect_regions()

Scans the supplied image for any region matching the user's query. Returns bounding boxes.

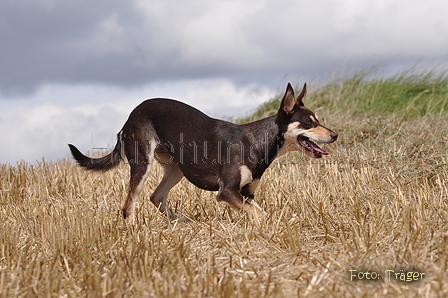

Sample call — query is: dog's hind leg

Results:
[122,140,156,224]
[150,162,184,220]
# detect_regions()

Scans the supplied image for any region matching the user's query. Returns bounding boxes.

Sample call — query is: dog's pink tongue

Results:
[306,139,330,155]
[316,147,330,155]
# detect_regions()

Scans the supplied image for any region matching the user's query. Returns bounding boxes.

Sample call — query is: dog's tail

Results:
[68,132,123,172]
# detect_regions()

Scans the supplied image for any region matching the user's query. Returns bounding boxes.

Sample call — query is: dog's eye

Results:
[300,117,314,126]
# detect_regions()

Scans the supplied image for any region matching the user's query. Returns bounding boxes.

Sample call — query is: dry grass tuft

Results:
[1,75,448,297]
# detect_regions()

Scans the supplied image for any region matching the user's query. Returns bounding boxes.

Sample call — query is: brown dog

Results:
[69,83,338,223]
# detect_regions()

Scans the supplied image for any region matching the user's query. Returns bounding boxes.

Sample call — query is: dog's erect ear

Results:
[278,83,296,118]
[296,83,307,106]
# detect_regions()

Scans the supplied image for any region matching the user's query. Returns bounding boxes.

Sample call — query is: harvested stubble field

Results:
[1,70,448,297]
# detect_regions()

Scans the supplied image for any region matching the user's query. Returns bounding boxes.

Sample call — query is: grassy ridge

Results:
[1,68,448,297]
[244,67,448,122]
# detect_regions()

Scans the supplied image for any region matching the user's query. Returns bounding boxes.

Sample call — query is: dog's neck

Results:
[240,115,286,177]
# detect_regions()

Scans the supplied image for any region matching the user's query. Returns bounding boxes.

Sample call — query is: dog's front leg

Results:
[216,179,266,219]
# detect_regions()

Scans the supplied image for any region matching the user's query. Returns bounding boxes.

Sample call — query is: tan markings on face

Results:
[277,121,335,157]
[284,122,304,142]
[276,122,305,157]
[302,126,335,143]
[310,115,317,122]
[239,165,253,189]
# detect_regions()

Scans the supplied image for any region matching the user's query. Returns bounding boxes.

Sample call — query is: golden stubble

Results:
[1,113,448,297]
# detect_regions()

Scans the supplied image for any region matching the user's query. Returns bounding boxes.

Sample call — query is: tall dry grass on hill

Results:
[1,70,448,297]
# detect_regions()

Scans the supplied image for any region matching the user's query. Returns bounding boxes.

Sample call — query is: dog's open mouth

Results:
[297,136,329,158]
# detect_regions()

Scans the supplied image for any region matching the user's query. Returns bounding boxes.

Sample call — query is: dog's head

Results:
[277,83,338,158]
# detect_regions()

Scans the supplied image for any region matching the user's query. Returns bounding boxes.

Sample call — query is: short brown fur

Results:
[69,83,338,223]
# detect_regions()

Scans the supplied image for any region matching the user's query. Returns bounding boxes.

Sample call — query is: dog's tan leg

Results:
[216,184,266,220]
[150,162,184,220]
[242,199,266,218]
[122,161,152,224]
[217,166,266,221]
[122,140,156,224]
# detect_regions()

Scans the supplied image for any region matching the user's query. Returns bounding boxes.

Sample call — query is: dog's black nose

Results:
[331,132,338,140]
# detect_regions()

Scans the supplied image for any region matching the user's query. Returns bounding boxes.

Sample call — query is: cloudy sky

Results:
[1,0,447,164]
